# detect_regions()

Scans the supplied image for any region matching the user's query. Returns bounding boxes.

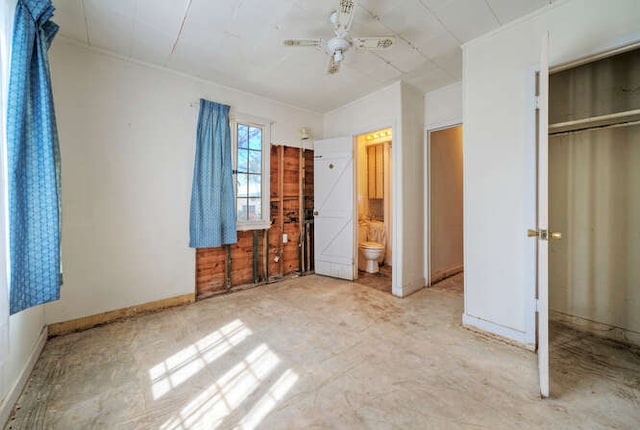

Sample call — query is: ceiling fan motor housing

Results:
[326,37,351,61]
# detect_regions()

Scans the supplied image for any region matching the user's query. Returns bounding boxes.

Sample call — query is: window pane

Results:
[248,149,261,174]
[248,197,262,220]
[236,173,248,197]
[237,197,249,221]
[248,174,261,197]
[238,124,249,149]
[249,126,262,150]
[238,149,248,173]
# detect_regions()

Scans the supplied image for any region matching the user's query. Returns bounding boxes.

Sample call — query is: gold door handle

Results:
[528,229,562,240]
[313,211,319,216]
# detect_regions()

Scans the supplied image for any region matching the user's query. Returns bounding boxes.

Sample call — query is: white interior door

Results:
[535,32,550,398]
[313,137,355,280]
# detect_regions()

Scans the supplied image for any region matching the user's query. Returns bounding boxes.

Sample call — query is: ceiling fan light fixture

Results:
[282,0,395,75]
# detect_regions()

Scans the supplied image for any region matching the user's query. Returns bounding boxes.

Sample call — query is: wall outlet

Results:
[282,234,288,243]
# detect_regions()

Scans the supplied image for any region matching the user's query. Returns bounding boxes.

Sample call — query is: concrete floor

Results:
[5,274,640,429]
[354,265,392,294]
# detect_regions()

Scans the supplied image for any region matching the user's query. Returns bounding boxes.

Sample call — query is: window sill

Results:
[237,221,271,231]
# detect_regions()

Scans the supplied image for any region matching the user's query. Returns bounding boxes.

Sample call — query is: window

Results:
[232,115,270,230]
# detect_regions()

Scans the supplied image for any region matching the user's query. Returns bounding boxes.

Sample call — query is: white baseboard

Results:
[462,313,535,351]
[0,325,47,428]
[550,310,640,348]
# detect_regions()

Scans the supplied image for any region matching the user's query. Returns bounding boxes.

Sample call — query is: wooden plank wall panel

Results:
[229,231,255,287]
[282,198,300,275]
[196,145,314,299]
[196,247,227,297]
[282,146,301,276]
[304,150,315,270]
[268,203,282,278]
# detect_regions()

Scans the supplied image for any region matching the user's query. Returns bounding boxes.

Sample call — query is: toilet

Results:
[359,241,385,273]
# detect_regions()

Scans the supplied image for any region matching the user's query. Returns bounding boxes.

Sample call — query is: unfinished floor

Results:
[6,274,640,429]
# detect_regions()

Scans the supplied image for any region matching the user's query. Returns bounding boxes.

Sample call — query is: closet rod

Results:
[549,109,640,135]
[549,119,640,137]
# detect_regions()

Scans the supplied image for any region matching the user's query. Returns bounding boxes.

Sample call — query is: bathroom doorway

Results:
[428,125,464,287]
[354,128,393,294]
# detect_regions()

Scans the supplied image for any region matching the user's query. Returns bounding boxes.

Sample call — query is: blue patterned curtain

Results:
[7,0,61,314]
[189,99,237,248]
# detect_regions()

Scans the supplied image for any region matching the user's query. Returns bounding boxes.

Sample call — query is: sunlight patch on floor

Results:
[149,319,252,399]
[235,368,299,430]
[159,343,284,429]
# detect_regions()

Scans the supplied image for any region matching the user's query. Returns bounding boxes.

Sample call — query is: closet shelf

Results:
[549,109,640,135]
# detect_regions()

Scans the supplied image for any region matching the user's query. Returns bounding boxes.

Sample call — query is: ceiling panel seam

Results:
[168,0,194,65]
[414,0,461,45]
[80,0,91,46]
[360,4,458,81]
[483,0,503,25]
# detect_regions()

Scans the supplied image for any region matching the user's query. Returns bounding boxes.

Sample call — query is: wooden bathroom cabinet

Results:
[367,144,384,199]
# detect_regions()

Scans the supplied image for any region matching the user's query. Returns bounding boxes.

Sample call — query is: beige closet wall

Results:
[549,48,640,335]
[430,126,463,281]
[549,125,640,334]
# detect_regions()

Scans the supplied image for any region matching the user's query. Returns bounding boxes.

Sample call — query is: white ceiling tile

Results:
[415,31,459,60]
[373,38,429,73]
[432,48,462,80]
[419,0,500,43]
[134,0,190,34]
[85,11,134,56]
[50,0,552,112]
[379,0,444,40]
[403,61,455,93]
[357,0,399,17]
[485,0,550,25]
[52,0,88,43]
[131,22,176,65]
[84,0,135,18]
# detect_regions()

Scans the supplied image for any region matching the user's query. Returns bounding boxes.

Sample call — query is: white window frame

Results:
[230,113,271,231]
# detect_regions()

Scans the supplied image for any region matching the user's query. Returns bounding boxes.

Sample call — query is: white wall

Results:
[430,126,464,281]
[424,82,462,129]
[462,0,640,346]
[323,81,401,138]
[44,39,324,324]
[399,82,426,296]
[324,81,425,297]
[1,0,48,425]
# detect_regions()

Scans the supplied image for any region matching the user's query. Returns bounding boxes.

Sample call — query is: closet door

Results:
[532,32,551,398]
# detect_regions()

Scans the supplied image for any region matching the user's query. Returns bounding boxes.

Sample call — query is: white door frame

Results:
[424,121,462,287]
[350,121,400,294]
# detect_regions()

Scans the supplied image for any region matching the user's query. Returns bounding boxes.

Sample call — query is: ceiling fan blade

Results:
[335,0,356,32]
[283,39,323,47]
[353,36,396,50]
[327,56,341,74]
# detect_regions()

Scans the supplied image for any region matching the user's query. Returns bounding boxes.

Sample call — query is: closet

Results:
[548,47,640,346]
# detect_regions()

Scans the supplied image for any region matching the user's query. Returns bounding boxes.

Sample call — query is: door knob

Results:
[528,229,562,240]
[313,211,319,216]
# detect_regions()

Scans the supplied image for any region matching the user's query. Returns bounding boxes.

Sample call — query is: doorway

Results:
[354,128,393,294]
[427,125,464,287]
[547,46,640,397]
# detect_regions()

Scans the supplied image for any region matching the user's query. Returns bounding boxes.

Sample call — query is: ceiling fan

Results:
[283,0,395,74]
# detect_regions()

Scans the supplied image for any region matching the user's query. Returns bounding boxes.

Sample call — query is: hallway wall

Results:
[430,126,464,282]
